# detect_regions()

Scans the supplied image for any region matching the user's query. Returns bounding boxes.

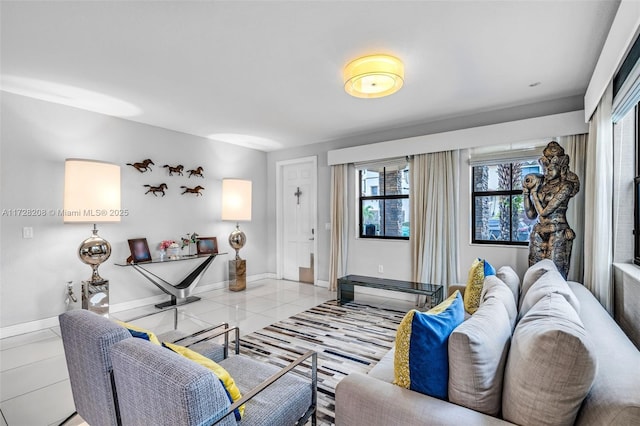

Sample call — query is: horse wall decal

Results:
[162,164,184,176]
[127,159,155,173]
[181,185,205,196]
[144,183,168,197]
[187,166,204,178]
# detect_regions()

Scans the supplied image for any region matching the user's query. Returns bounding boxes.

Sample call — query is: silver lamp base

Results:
[228,223,247,291]
[78,225,111,317]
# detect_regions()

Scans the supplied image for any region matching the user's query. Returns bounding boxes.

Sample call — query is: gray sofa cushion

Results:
[480,276,517,329]
[520,259,558,306]
[496,266,519,305]
[448,297,511,416]
[518,269,580,321]
[219,355,312,426]
[569,282,640,426]
[502,293,597,426]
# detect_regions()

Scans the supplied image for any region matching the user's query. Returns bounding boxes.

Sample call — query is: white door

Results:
[282,161,315,282]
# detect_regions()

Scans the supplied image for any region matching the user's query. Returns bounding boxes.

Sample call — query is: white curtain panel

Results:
[584,83,614,314]
[329,164,348,292]
[410,150,460,289]
[560,134,588,283]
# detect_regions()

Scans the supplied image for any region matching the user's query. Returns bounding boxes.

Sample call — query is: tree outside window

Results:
[472,161,541,245]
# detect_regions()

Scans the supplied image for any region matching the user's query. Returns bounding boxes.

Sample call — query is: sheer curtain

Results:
[329,164,348,291]
[560,134,588,283]
[584,82,614,314]
[410,150,460,290]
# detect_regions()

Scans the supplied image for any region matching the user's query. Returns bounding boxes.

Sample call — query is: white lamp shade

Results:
[64,159,121,223]
[221,179,252,221]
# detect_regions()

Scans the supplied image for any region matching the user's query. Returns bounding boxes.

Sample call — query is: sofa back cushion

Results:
[496,266,519,305]
[480,275,517,329]
[502,293,597,426]
[448,297,511,416]
[518,270,580,321]
[520,259,558,307]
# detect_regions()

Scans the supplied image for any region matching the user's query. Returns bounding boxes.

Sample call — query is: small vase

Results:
[158,250,166,261]
[189,242,197,256]
[167,246,180,259]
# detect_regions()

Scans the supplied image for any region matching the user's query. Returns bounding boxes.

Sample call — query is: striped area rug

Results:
[239,300,406,425]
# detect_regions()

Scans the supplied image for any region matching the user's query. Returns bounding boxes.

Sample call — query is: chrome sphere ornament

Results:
[78,226,111,283]
[229,224,246,260]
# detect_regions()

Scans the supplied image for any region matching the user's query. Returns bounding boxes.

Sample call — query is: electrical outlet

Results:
[325,222,331,231]
[22,227,34,239]
[378,265,384,273]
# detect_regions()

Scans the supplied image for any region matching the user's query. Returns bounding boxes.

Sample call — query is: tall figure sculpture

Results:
[522,141,580,278]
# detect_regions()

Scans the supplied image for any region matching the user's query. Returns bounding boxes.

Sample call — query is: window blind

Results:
[467,141,549,167]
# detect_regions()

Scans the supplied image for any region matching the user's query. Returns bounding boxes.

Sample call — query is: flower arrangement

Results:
[159,240,176,251]
[181,232,199,249]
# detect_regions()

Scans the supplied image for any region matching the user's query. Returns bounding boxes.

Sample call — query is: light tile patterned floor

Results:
[0,279,412,426]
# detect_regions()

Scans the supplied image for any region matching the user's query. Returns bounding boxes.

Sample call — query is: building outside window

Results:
[358,159,409,239]
[472,160,541,245]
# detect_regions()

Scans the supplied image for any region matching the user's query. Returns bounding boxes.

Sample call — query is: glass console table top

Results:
[115,253,227,266]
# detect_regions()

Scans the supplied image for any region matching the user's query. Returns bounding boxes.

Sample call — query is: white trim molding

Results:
[585,0,640,121]
[328,111,587,166]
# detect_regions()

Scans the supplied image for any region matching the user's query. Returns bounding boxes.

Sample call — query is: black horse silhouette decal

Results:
[144,183,168,197]
[127,159,155,173]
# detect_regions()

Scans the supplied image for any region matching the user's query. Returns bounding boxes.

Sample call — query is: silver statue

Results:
[523,141,580,278]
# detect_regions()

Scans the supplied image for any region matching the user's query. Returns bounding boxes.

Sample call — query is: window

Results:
[472,160,541,245]
[358,161,409,239]
[633,104,640,265]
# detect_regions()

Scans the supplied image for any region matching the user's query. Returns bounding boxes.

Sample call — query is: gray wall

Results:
[0,92,268,328]
[266,95,583,284]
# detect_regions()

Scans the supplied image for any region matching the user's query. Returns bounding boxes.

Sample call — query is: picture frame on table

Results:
[196,237,218,255]
[128,238,152,263]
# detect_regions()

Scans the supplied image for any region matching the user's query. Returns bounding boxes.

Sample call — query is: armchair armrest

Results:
[172,325,240,359]
[212,350,318,425]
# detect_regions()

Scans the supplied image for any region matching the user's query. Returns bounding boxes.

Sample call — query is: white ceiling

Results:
[0,1,619,151]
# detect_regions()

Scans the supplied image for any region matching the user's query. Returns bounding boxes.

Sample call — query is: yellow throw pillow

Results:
[163,342,245,420]
[463,258,496,314]
[116,321,160,345]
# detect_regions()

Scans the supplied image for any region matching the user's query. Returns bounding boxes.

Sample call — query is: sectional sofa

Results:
[335,260,640,425]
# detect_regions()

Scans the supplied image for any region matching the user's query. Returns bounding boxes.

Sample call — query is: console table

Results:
[116,253,226,308]
[337,275,443,309]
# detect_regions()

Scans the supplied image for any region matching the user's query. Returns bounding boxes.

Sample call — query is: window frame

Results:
[471,162,536,246]
[634,103,640,266]
[358,166,409,240]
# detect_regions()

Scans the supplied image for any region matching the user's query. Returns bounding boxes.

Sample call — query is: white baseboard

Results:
[0,273,278,339]
[316,280,330,288]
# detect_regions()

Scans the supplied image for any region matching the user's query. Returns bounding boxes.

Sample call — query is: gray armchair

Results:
[59,309,233,426]
[111,338,318,425]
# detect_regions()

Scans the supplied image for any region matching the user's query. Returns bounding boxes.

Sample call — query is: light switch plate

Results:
[23,227,34,239]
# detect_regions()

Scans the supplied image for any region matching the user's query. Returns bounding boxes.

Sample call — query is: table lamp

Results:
[221,179,252,291]
[64,159,121,316]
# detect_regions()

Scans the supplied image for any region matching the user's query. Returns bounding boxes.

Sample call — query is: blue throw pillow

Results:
[394,291,465,400]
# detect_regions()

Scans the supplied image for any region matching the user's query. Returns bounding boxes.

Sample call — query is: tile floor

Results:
[0,279,413,426]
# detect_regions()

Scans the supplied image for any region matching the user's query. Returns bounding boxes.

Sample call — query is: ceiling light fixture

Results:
[343,54,404,98]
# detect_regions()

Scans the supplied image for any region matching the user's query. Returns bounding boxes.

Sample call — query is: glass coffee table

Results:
[337,275,444,309]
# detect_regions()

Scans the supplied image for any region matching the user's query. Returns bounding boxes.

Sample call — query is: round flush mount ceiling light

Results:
[343,54,404,98]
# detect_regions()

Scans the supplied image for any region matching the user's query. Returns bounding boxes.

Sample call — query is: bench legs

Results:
[337,280,354,305]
